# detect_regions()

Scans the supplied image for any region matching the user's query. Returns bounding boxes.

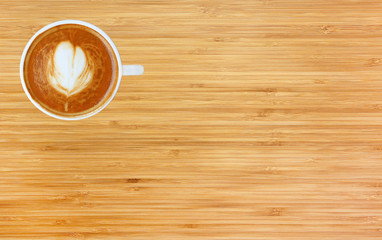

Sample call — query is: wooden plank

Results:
[1,0,382,239]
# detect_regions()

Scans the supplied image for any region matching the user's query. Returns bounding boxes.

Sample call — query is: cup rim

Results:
[20,20,123,120]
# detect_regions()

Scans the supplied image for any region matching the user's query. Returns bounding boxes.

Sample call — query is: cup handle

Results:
[123,65,144,76]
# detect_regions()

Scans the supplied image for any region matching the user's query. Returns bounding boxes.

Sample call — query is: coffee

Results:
[23,24,118,117]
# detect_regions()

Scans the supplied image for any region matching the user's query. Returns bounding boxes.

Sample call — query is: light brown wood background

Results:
[1,0,382,239]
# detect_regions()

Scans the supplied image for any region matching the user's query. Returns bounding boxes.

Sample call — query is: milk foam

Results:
[48,41,93,96]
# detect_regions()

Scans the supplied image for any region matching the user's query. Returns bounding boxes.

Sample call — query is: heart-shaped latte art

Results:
[47,41,93,96]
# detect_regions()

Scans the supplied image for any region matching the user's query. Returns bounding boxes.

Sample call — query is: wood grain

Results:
[1,0,382,239]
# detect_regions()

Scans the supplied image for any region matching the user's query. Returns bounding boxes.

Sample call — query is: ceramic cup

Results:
[20,20,144,120]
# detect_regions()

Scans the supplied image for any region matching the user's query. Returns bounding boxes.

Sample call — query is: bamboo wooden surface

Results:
[1,0,382,239]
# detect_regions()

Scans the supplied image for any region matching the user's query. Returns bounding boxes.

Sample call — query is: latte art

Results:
[48,41,93,96]
[23,24,118,116]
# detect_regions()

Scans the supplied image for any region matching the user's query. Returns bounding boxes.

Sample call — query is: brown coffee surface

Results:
[24,24,118,116]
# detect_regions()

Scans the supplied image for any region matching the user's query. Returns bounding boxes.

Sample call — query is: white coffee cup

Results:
[20,20,144,120]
